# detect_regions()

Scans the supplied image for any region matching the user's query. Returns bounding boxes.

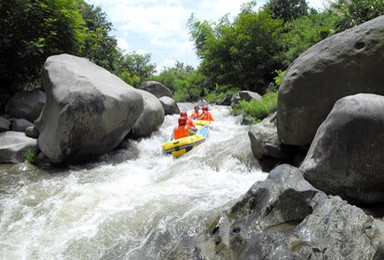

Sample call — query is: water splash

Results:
[0,104,266,259]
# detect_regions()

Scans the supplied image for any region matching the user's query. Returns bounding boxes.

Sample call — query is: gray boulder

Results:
[0,131,37,163]
[277,15,384,146]
[5,89,46,122]
[25,126,39,139]
[300,94,384,205]
[159,96,180,115]
[181,165,384,259]
[248,112,289,160]
[129,89,164,139]
[217,93,233,106]
[0,116,11,132]
[11,118,34,132]
[139,81,172,98]
[36,54,144,165]
[231,90,262,106]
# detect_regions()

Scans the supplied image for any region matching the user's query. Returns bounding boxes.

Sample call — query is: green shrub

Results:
[25,150,37,165]
[232,91,278,124]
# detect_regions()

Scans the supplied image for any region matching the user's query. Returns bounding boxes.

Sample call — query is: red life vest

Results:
[190,111,201,120]
[201,112,214,121]
[186,118,195,129]
[173,125,189,140]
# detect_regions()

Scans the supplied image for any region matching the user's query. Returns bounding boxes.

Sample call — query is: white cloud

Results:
[116,37,130,53]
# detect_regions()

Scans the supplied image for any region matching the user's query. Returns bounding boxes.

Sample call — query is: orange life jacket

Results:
[190,111,201,120]
[186,118,196,129]
[201,112,214,121]
[173,125,189,140]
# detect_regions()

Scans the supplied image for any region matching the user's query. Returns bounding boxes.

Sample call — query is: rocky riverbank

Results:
[0,55,180,165]
[173,15,384,258]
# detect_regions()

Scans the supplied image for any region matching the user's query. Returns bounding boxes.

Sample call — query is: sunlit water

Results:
[0,104,266,259]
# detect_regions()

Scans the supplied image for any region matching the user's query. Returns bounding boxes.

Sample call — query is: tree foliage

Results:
[188,8,284,94]
[151,62,205,102]
[269,0,309,21]
[0,0,156,97]
[118,52,156,87]
[0,0,86,92]
[330,0,384,32]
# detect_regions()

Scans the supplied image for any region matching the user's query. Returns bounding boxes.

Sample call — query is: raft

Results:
[162,126,209,157]
[193,120,211,127]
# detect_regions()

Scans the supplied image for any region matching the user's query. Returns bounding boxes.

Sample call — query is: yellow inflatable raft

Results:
[193,120,211,127]
[162,126,209,157]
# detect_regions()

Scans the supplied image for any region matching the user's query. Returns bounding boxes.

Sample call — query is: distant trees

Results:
[151,62,205,101]
[0,0,86,93]
[187,0,371,96]
[0,0,155,97]
[188,7,284,94]
[330,0,384,32]
[1,0,384,105]
[269,0,309,21]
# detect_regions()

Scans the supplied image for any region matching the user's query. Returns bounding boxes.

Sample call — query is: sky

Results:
[86,0,329,72]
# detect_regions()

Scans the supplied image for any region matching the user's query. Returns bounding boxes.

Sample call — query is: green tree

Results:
[79,3,119,73]
[268,0,309,21]
[0,0,86,93]
[330,0,384,32]
[118,52,156,87]
[281,11,339,65]
[151,63,205,101]
[189,8,284,94]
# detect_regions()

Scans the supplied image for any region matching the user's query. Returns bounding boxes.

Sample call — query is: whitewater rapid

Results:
[0,104,266,259]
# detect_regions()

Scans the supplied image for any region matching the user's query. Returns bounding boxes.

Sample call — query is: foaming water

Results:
[0,104,266,259]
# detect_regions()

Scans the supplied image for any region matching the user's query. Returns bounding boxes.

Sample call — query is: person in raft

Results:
[180,111,196,132]
[189,105,201,120]
[173,117,195,140]
[199,106,214,121]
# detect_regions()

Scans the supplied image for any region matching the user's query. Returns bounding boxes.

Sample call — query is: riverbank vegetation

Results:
[1,0,383,121]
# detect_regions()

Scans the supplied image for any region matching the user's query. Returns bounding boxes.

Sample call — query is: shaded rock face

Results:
[36,54,143,165]
[174,165,384,259]
[139,81,172,98]
[128,89,164,139]
[248,112,308,171]
[0,117,11,132]
[11,118,34,132]
[231,90,262,106]
[217,94,233,106]
[5,89,46,122]
[248,112,289,160]
[300,94,384,205]
[25,126,39,139]
[0,131,37,163]
[159,96,180,115]
[277,15,384,146]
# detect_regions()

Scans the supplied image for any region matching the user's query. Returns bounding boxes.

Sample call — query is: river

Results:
[0,103,266,259]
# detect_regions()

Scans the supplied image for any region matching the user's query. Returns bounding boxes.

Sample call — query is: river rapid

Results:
[0,103,266,259]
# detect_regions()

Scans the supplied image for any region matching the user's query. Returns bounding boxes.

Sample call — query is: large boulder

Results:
[231,90,262,106]
[11,118,34,132]
[139,81,172,98]
[35,54,143,165]
[5,89,46,122]
[0,116,11,132]
[0,131,37,163]
[173,165,384,259]
[128,89,164,139]
[217,93,233,106]
[159,96,180,115]
[300,94,384,205]
[277,15,384,146]
[248,112,289,160]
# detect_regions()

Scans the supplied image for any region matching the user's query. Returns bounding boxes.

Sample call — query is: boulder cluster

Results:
[172,15,384,259]
[0,54,180,165]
